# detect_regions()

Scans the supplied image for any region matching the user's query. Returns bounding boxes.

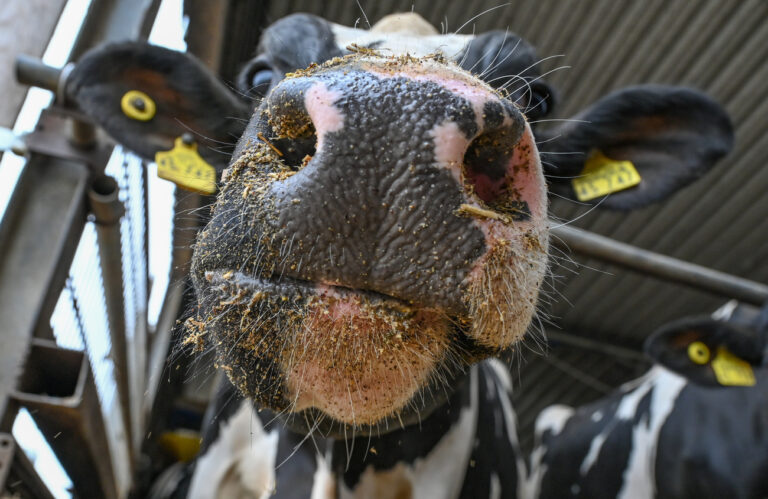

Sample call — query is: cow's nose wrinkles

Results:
[254,68,495,309]
[248,61,541,312]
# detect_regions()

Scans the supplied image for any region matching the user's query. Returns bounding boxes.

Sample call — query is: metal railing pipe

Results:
[551,224,768,306]
[88,175,135,463]
[14,55,61,92]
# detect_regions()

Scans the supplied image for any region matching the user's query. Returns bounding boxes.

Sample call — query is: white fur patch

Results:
[579,432,608,476]
[535,404,574,437]
[331,23,472,59]
[488,362,528,498]
[489,472,502,499]
[339,365,480,499]
[617,366,687,499]
[525,404,575,498]
[486,358,514,393]
[310,452,336,499]
[712,300,739,320]
[188,401,278,499]
[615,369,657,420]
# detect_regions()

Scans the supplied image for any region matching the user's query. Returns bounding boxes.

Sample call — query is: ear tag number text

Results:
[572,150,641,201]
[711,347,756,386]
[155,136,217,195]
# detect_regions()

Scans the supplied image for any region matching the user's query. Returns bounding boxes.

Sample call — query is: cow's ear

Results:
[643,318,760,387]
[65,42,251,169]
[537,85,734,210]
[236,56,277,100]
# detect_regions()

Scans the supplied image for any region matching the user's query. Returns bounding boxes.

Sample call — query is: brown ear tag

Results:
[711,347,756,387]
[572,150,641,201]
[155,136,217,195]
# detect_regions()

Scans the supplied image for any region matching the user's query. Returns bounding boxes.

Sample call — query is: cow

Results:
[529,302,768,499]
[62,12,734,498]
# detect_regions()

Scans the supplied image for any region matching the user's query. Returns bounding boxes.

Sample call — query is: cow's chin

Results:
[197,271,455,427]
[281,290,451,425]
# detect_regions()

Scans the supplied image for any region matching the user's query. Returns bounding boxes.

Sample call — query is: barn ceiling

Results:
[191,0,768,446]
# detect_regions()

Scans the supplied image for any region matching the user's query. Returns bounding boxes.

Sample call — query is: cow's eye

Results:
[251,69,273,97]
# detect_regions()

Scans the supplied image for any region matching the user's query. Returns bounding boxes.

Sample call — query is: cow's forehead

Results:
[330,22,474,59]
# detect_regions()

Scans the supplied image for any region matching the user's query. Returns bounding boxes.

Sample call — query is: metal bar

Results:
[184,0,231,74]
[0,433,11,492]
[14,55,62,92]
[133,160,150,453]
[21,107,113,169]
[544,329,649,363]
[144,193,212,414]
[551,224,768,306]
[88,175,135,462]
[11,339,118,499]
[1,433,57,499]
[145,281,185,413]
[0,154,88,421]
[69,0,163,60]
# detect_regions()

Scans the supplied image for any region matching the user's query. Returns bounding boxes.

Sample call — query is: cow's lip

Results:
[203,269,426,316]
[202,268,454,425]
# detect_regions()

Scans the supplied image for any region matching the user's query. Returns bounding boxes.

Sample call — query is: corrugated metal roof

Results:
[239,0,767,440]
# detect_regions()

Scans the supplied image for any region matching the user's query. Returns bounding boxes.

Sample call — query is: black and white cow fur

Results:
[530,302,768,499]
[176,358,526,498]
[63,11,734,499]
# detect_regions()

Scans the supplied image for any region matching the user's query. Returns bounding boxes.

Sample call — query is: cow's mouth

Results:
[206,270,422,315]
[198,270,460,426]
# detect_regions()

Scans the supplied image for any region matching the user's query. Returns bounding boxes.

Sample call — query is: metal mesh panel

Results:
[64,223,117,410]
[105,148,149,343]
[45,146,151,494]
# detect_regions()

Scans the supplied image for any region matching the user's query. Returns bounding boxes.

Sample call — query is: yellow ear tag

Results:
[711,346,756,386]
[121,90,156,121]
[688,341,711,365]
[155,137,217,195]
[158,430,202,462]
[572,150,642,202]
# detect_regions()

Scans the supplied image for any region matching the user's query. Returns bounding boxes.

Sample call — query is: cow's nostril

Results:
[270,134,317,171]
[462,129,516,205]
[264,81,320,171]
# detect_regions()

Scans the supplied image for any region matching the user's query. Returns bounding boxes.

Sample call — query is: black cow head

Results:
[64,13,733,432]
[644,305,767,387]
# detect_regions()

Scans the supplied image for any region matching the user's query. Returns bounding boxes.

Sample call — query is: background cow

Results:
[530,302,768,499]
[62,12,733,498]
